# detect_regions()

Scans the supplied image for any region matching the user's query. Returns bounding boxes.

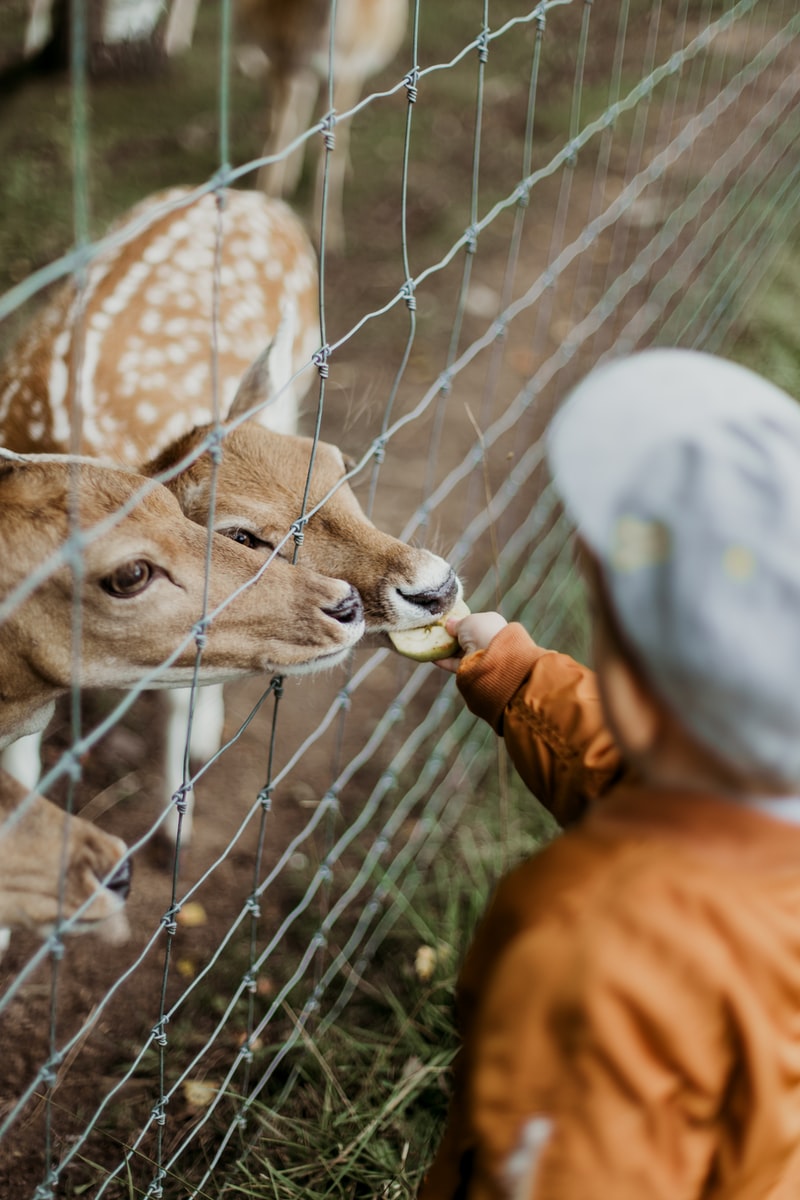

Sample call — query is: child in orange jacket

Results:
[420,349,800,1200]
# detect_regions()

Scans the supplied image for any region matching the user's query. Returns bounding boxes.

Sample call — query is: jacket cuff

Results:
[456,623,551,733]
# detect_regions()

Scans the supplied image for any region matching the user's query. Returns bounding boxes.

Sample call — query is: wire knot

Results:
[193,620,209,651]
[321,113,336,152]
[477,30,489,63]
[207,426,224,465]
[404,68,419,103]
[161,907,179,937]
[40,1052,62,1088]
[313,344,331,378]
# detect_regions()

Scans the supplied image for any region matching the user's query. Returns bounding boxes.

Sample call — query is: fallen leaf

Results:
[177,902,208,928]
[414,945,437,981]
[183,1079,218,1109]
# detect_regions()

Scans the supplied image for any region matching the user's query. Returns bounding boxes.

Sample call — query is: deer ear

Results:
[226,343,275,423]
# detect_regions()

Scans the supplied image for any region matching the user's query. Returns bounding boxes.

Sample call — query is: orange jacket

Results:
[420,624,800,1200]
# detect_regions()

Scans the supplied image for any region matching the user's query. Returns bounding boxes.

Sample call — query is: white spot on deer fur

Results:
[143,347,166,369]
[164,317,190,337]
[143,236,174,265]
[48,329,72,443]
[247,238,268,263]
[28,420,44,440]
[167,219,191,241]
[140,309,161,335]
[167,343,188,365]
[118,351,144,375]
[79,326,105,420]
[174,246,213,273]
[145,285,169,306]
[137,401,159,423]
[90,310,112,332]
[101,260,151,317]
[1,378,20,405]
[183,364,209,397]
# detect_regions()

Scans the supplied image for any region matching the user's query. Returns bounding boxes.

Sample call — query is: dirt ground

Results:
[0,1,795,1194]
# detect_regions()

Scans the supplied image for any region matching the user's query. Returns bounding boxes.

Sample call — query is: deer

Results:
[0,453,364,815]
[0,767,132,954]
[164,0,410,251]
[0,185,459,846]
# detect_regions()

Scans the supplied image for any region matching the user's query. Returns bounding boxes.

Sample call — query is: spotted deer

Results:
[0,454,364,831]
[164,0,409,251]
[0,186,459,846]
[0,767,132,954]
[0,186,319,463]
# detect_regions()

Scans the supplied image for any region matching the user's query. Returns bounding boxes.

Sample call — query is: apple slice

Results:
[388,598,471,662]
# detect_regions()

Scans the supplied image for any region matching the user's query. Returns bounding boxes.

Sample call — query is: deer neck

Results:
[0,642,59,749]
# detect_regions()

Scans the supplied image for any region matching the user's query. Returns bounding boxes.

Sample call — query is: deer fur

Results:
[0,187,319,465]
[0,455,364,757]
[165,0,409,250]
[0,184,456,847]
[0,768,131,949]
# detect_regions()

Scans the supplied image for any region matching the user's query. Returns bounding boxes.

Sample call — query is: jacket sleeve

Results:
[455,623,623,825]
[464,881,729,1200]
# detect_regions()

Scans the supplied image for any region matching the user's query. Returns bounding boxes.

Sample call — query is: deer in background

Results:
[164,0,409,251]
[0,186,459,847]
[0,768,132,954]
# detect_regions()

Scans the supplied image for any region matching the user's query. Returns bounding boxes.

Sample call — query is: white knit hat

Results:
[547,348,800,784]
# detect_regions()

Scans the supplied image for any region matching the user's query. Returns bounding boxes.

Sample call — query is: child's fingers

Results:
[448,612,508,655]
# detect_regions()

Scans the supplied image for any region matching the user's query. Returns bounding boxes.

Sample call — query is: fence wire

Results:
[0,0,798,1195]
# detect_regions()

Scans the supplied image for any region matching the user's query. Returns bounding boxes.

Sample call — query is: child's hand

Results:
[435,611,508,673]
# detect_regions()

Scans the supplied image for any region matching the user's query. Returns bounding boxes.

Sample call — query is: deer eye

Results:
[220,527,274,552]
[100,560,155,597]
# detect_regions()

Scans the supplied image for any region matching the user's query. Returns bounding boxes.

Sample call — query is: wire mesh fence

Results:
[0,0,798,1194]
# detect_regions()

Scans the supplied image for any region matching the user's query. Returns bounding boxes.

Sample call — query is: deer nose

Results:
[398,570,459,615]
[323,584,364,626]
[106,857,133,900]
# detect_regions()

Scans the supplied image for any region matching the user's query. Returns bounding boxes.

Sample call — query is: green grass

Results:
[725,224,800,400]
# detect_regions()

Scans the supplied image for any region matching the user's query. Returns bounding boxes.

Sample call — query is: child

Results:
[420,349,800,1200]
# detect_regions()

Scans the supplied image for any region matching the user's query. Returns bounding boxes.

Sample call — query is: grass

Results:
[726,223,800,400]
[210,776,553,1200]
[73,758,554,1200]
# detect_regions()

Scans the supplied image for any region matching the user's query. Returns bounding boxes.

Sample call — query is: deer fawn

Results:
[164,0,409,250]
[0,767,132,953]
[0,454,364,818]
[0,185,458,846]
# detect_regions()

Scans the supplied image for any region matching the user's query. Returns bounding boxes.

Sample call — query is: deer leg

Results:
[163,0,201,56]
[160,684,226,848]
[258,67,320,199]
[2,732,43,793]
[24,0,54,57]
